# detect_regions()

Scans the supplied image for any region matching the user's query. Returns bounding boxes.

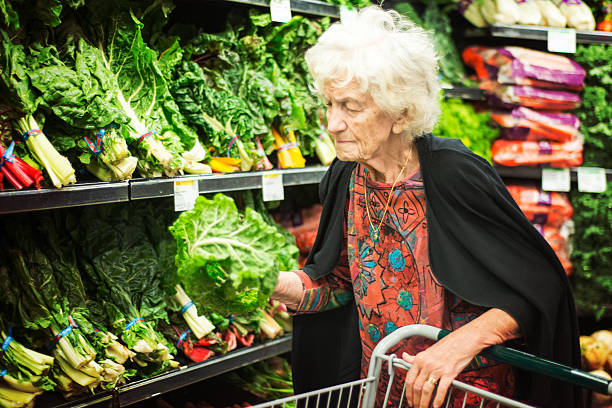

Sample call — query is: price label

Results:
[547,28,576,54]
[542,168,571,192]
[340,5,357,24]
[174,179,199,211]
[270,0,291,23]
[262,172,284,202]
[577,167,607,193]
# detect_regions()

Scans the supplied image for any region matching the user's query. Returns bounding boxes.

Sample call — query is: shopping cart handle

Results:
[437,328,612,395]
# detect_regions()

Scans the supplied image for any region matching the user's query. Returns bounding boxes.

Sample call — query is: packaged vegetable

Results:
[532,223,572,274]
[553,0,596,30]
[491,107,580,142]
[597,0,612,31]
[506,184,573,227]
[463,46,585,90]
[491,138,583,167]
[480,0,520,24]
[515,0,544,25]
[487,85,582,110]
[534,0,567,27]
[457,0,489,27]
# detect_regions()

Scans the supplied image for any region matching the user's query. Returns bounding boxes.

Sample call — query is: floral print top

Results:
[294,164,516,407]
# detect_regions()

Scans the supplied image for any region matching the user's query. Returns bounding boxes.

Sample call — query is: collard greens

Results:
[170,194,293,316]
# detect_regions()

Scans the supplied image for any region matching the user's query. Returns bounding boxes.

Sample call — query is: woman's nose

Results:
[326,109,347,133]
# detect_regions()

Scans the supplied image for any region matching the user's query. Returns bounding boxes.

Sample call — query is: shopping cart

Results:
[251,324,612,408]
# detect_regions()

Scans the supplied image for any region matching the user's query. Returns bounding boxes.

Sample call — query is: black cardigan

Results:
[292,134,582,407]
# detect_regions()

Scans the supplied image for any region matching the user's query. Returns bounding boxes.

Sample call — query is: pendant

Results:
[369,224,380,245]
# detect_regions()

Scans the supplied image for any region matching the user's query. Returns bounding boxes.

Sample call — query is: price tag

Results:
[174,179,199,211]
[340,5,357,24]
[262,172,284,202]
[547,28,576,54]
[542,168,571,192]
[270,0,291,23]
[577,167,607,193]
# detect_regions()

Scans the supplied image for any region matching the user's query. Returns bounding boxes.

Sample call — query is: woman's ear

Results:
[391,108,411,135]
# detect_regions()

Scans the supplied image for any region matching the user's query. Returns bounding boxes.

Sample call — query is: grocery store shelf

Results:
[0,181,129,215]
[491,24,612,45]
[495,166,612,182]
[223,0,339,18]
[118,335,292,406]
[130,166,328,200]
[38,390,114,408]
[442,87,485,101]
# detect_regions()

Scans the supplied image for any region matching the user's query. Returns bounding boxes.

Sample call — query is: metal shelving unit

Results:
[496,165,612,182]
[43,336,292,408]
[0,181,129,215]
[442,86,486,101]
[0,167,329,214]
[223,0,339,18]
[118,336,292,406]
[130,166,328,200]
[491,24,612,45]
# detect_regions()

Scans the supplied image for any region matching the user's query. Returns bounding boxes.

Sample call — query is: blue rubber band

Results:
[1,335,13,352]
[22,129,41,142]
[0,369,6,378]
[180,301,194,315]
[228,314,235,323]
[176,330,191,348]
[125,318,145,331]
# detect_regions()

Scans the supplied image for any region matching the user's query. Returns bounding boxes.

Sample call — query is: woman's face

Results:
[323,81,398,164]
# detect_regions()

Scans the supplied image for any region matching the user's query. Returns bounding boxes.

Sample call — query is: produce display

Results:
[0,1,336,191]
[570,183,612,319]
[505,184,574,273]
[432,98,499,163]
[580,330,612,406]
[457,0,597,30]
[0,193,295,406]
[463,46,585,167]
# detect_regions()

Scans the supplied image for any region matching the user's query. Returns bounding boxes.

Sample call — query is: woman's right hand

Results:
[271,271,304,310]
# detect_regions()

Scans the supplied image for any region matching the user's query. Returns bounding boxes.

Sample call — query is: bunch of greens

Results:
[67,203,178,373]
[170,193,296,317]
[0,31,77,188]
[570,184,612,319]
[1,221,103,395]
[573,45,612,169]
[433,98,499,162]
[222,357,293,401]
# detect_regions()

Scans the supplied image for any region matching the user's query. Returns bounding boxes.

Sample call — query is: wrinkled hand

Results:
[401,333,481,408]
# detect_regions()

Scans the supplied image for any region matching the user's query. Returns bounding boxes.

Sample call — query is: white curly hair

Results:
[305,6,441,138]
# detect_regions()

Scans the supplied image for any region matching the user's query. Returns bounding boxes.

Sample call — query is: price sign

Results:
[270,0,291,23]
[547,28,576,54]
[174,179,199,211]
[577,167,607,193]
[262,172,284,201]
[542,168,571,192]
[340,5,357,23]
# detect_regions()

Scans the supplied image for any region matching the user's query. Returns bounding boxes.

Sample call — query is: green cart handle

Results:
[437,327,611,395]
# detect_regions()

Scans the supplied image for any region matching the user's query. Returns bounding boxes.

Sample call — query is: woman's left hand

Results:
[401,332,481,408]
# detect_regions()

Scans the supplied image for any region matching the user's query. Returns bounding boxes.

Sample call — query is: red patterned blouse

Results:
[294,164,516,407]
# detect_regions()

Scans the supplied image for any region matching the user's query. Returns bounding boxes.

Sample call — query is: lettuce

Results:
[170,194,293,316]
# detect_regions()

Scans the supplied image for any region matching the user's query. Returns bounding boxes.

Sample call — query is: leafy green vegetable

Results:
[570,184,612,319]
[574,45,612,169]
[170,194,294,316]
[67,203,176,368]
[432,98,499,162]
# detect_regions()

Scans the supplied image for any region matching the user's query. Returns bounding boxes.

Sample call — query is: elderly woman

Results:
[272,7,581,408]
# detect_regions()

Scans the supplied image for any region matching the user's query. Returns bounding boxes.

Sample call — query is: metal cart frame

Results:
[250,324,612,408]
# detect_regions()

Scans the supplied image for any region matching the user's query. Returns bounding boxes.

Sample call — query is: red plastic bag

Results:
[533,223,573,275]
[492,139,583,167]
[491,107,580,142]
[506,184,573,227]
